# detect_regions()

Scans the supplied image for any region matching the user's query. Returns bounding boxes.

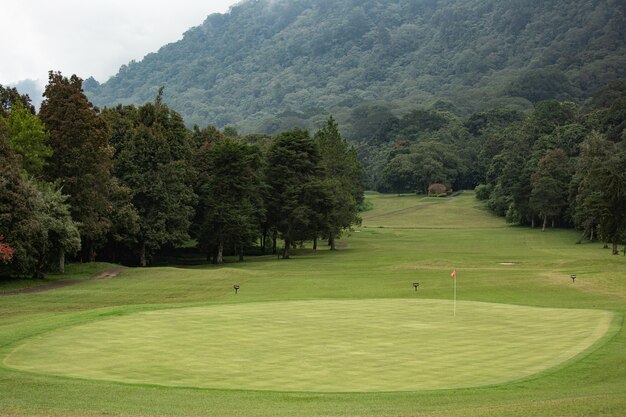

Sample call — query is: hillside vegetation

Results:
[84,0,626,133]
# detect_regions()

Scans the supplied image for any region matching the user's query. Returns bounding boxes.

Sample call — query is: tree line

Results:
[359,80,626,254]
[0,73,363,278]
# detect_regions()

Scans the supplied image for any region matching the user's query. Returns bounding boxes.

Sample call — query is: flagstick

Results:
[453,275,456,317]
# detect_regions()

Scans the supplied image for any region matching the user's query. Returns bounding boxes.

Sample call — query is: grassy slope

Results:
[0,191,624,416]
[0,263,118,293]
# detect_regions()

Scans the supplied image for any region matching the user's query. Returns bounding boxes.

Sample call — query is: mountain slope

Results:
[84,0,626,134]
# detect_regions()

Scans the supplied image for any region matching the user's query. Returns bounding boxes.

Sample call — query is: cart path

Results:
[0,267,125,297]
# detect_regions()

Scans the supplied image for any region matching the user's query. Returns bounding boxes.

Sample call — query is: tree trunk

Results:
[577,225,588,244]
[313,237,317,252]
[542,215,547,232]
[329,232,336,251]
[139,242,147,267]
[216,240,224,264]
[551,218,555,228]
[261,229,267,255]
[59,248,65,274]
[33,246,46,279]
[531,216,535,229]
[239,244,244,262]
[590,225,594,241]
[282,239,290,259]
[272,231,277,255]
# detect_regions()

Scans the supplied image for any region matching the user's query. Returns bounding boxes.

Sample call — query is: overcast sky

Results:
[2,0,240,88]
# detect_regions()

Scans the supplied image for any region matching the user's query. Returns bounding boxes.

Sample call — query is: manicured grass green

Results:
[5,299,612,392]
[0,191,624,416]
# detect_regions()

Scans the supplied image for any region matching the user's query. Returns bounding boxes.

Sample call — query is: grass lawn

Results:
[0,262,117,293]
[0,191,624,416]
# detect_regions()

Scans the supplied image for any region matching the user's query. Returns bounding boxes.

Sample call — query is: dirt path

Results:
[0,267,125,297]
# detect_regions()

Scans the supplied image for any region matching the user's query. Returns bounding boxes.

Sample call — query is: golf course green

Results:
[4,299,612,392]
[1,191,624,416]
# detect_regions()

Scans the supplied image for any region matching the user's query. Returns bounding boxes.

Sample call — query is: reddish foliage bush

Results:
[428,183,448,195]
[0,234,14,263]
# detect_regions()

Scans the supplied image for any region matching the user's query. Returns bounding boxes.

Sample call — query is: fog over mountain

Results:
[84,0,626,134]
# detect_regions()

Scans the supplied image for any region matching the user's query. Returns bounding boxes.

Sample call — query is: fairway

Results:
[5,299,612,392]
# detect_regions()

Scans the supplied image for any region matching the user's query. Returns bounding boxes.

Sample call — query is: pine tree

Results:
[111,96,196,266]
[530,149,572,231]
[315,116,363,249]
[265,129,323,259]
[194,138,263,263]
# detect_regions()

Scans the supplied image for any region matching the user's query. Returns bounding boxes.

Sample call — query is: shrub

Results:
[428,183,448,195]
[475,184,491,200]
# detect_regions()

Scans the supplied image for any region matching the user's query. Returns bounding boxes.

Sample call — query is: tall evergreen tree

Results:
[315,116,363,250]
[530,149,572,231]
[39,72,113,260]
[112,96,196,266]
[194,139,263,263]
[571,132,613,242]
[265,129,324,259]
[594,144,626,254]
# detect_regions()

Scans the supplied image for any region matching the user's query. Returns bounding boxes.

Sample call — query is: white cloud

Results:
[1,0,240,86]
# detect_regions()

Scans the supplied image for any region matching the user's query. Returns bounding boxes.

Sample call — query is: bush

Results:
[428,183,448,195]
[474,184,491,200]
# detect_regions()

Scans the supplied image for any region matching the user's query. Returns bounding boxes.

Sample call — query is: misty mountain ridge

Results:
[84,0,626,135]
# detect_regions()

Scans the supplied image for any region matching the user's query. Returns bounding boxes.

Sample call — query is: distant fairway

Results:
[5,299,612,392]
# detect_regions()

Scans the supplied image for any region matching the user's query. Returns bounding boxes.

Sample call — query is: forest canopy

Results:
[84,0,626,135]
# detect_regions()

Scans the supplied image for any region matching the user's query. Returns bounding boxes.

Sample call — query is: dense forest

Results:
[84,0,626,134]
[2,72,625,279]
[0,76,363,277]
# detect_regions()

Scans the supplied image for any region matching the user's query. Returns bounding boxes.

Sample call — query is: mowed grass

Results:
[0,191,624,416]
[5,300,612,392]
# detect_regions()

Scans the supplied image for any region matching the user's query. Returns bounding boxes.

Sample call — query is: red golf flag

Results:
[451,269,457,278]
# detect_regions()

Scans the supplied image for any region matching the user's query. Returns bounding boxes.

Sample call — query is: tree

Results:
[39,72,113,260]
[5,101,52,176]
[315,116,363,250]
[571,132,613,242]
[194,138,263,263]
[265,129,324,259]
[191,124,224,147]
[0,125,79,277]
[112,97,196,266]
[0,84,35,118]
[90,178,140,264]
[0,122,39,276]
[530,149,571,231]
[29,182,81,277]
[593,145,626,254]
